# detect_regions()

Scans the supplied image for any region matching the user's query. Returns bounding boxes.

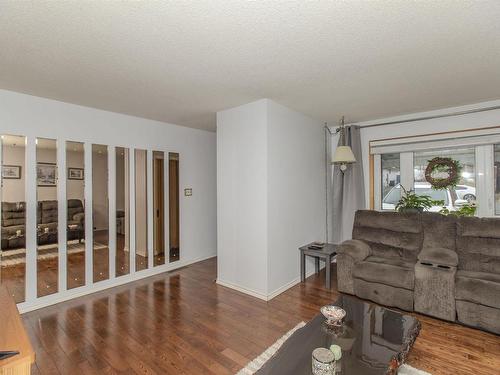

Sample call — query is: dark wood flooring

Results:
[21,257,500,375]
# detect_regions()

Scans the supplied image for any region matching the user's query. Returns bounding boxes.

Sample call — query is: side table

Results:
[299,243,338,289]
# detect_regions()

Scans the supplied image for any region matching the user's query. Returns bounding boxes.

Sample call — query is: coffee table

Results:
[256,295,421,375]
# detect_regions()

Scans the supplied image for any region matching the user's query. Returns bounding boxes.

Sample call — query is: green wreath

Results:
[425,157,462,189]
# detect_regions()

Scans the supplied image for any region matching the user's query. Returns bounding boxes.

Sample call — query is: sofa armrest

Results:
[72,212,85,225]
[417,247,458,267]
[337,240,371,262]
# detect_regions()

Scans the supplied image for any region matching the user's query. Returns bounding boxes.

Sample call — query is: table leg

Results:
[325,255,331,289]
[300,251,305,283]
[315,257,320,274]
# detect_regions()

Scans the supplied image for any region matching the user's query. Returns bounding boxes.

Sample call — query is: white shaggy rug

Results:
[236,322,431,375]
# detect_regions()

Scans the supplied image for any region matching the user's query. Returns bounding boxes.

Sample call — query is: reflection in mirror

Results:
[116,147,130,276]
[36,138,58,297]
[135,149,148,271]
[92,144,109,282]
[1,135,27,303]
[66,141,85,289]
[153,151,165,266]
[169,152,180,262]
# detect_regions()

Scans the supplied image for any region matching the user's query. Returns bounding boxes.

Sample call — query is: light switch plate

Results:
[184,188,192,196]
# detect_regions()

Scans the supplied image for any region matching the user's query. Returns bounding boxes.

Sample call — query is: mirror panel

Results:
[116,147,130,276]
[135,149,148,271]
[169,152,180,262]
[36,138,58,297]
[92,144,109,282]
[1,135,27,303]
[66,141,85,289]
[153,151,165,266]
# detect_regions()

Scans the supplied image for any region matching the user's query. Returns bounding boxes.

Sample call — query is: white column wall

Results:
[217,99,325,300]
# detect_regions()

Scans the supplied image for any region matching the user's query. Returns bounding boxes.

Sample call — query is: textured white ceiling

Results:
[1,1,500,131]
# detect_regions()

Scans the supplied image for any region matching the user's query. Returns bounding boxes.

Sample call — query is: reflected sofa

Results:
[337,210,500,335]
[1,199,85,249]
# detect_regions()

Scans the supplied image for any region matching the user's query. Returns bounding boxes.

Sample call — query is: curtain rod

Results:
[350,105,500,129]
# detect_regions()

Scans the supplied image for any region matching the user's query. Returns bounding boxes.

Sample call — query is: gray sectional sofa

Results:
[337,210,500,334]
[1,199,85,250]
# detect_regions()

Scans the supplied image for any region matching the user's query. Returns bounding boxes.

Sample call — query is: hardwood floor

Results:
[22,257,500,375]
[1,233,168,303]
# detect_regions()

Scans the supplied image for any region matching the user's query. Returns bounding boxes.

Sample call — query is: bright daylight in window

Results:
[381,148,476,212]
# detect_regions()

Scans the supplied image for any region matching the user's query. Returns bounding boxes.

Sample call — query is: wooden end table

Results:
[299,243,337,289]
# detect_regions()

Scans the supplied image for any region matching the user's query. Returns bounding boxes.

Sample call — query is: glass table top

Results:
[256,294,421,375]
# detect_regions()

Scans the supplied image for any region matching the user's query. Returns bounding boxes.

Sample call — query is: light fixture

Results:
[332,116,356,172]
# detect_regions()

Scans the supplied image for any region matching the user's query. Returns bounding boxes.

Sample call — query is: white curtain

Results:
[332,125,365,243]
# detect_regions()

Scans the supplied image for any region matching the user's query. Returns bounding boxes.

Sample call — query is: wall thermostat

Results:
[184,188,192,196]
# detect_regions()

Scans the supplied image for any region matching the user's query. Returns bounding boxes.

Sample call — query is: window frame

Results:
[374,143,496,217]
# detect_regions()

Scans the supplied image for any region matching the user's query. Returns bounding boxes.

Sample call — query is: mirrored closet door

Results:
[1,135,27,303]
[66,141,85,289]
[115,147,130,277]
[169,152,180,262]
[36,138,59,297]
[153,151,165,266]
[135,149,148,271]
[92,144,109,282]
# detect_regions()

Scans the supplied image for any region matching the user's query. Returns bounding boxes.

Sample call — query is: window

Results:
[378,146,483,212]
[414,148,475,211]
[381,153,400,210]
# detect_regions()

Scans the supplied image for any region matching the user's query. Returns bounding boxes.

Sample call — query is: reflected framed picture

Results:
[68,167,84,180]
[2,165,21,179]
[37,162,57,186]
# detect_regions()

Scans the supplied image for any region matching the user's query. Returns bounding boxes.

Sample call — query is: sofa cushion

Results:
[2,202,25,227]
[456,270,500,309]
[354,278,414,311]
[421,212,456,251]
[2,224,25,237]
[352,210,423,261]
[456,300,500,335]
[456,216,500,273]
[353,258,415,290]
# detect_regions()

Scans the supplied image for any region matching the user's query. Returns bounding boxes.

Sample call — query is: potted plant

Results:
[395,186,443,213]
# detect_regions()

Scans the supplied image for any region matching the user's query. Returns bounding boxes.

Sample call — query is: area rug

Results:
[1,240,108,267]
[236,322,431,375]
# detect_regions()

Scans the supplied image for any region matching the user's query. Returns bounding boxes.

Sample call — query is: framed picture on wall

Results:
[2,165,21,179]
[68,167,84,180]
[37,162,57,186]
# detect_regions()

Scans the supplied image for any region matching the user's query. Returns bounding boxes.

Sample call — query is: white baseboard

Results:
[216,279,269,301]
[217,268,322,302]
[18,253,216,314]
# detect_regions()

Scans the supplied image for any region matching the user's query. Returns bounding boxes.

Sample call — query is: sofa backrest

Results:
[67,199,84,220]
[457,216,500,273]
[352,210,423,260]
[39,200,58,224]
[1,202,26,227]
[421,212,457,251]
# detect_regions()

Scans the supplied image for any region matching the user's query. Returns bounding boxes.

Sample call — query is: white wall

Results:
[356,99,500,207]
[267,100,325,295]
[0,89,217,308]
[217,99,325,299]
[217,99,269,296]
